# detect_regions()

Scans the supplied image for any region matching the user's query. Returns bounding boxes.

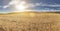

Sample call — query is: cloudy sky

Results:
[0,0,60,13]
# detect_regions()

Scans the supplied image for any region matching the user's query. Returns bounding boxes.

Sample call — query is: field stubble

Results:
[0,12,60,31]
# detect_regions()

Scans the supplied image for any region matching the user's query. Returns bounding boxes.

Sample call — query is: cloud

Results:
[27,3,60,7]
[42,4,60,7]
[3,0,19,8]
[3,5,9,8]
[3,0,27,9]
[0,6,2,8]
[2,0,60,10]
[31,10,60,12]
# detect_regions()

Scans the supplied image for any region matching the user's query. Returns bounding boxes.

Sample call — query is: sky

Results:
[0,0,60,13]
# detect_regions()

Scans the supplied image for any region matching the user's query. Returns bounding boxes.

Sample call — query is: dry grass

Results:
[0,12,60,31]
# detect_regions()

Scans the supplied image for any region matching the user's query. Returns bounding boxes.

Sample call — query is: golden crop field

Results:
[0,12,60,31]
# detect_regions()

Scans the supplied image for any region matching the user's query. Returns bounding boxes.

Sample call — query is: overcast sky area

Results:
[0,0,60,13]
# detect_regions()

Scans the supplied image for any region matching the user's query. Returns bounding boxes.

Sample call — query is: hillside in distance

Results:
[0,12,60,31]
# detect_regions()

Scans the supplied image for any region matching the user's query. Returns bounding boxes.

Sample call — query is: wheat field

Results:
[0,12,60,31]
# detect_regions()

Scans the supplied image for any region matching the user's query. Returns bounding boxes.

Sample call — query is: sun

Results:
[15,4,26,12]
[14,1,27,12]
